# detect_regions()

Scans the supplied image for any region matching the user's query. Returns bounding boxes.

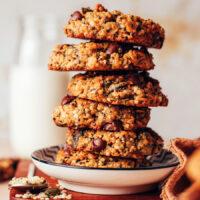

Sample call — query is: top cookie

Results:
[64,4,165,48]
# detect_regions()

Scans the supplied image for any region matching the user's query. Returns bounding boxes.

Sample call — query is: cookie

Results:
[48,42,154,71]
[0,159,18,182]
[65,128,163,159]
[64,4,165,48]
[53,96,150,131]
[56,148,143,168]
[68,71,168,107]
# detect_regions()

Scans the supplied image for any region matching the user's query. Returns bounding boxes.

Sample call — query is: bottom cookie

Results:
[55,148,148,169]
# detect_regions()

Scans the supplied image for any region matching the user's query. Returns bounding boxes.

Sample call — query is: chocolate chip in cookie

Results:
[61,95,75,106]
[92,138,107,151]
[70,11,83,20]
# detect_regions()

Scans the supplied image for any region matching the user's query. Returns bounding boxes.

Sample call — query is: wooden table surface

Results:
[9,160,161,200]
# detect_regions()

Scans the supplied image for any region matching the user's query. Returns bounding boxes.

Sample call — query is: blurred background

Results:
[1,0,200,156]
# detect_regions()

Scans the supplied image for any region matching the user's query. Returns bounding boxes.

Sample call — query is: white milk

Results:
[9,67,67,158]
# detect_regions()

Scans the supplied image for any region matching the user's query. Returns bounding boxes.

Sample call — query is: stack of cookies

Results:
[48,4,168,168]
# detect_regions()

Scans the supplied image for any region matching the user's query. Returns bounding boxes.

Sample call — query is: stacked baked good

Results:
[49,4,168,168]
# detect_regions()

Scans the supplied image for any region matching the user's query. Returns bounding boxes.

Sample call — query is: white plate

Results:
[31,146,178,195]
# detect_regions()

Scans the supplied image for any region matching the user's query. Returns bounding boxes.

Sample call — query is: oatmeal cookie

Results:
[68,71,168,107]
[53,96,150,131]
[64,4,165,48]
[56,148,142,168]
[65,128,163,159]
[48,42,154,71]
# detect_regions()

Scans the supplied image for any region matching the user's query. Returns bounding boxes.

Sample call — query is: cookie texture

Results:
[55,148,142,168]
[64,4,165,48]
[48,42,154,71]
[68,71,168,107]
[53,96,150,131]
[65,128,163,159]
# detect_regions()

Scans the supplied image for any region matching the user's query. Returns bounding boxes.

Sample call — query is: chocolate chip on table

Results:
[70,11,83,20]
[106,44,119,54]
[61,95,75,106]
[92,138,107,151]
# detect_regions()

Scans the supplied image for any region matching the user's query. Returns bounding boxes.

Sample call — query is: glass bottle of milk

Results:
[10,15,67,158]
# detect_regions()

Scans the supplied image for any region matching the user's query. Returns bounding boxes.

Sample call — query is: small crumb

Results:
[14,185,72,199]
[9,176,46,186]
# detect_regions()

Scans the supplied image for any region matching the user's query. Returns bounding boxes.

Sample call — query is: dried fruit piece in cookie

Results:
[64,4,165,48]
[68,71,168,107]
[48,42,154,71]
[65,128,163,159]
[53,96,150,131]
[55,148,144,168]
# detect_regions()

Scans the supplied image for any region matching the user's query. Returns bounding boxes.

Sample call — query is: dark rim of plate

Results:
[31,145,179,171]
